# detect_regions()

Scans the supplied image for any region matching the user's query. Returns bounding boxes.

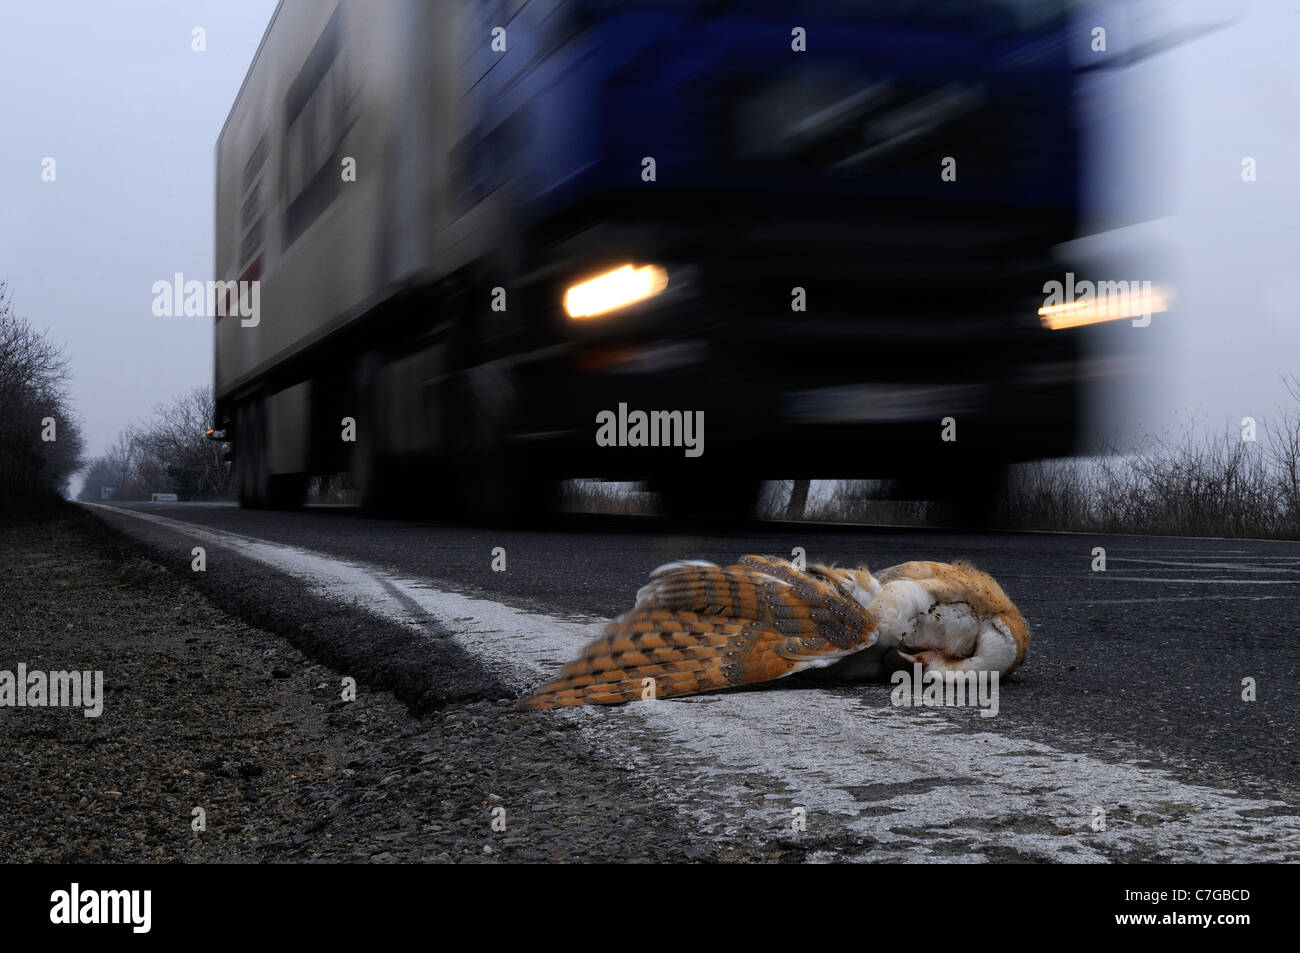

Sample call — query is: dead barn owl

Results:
[518,556,1030,710]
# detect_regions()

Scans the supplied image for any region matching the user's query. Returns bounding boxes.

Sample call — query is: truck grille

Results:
[684,69,1021,191]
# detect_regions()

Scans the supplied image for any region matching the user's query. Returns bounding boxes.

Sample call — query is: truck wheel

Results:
[351,354,406,515]
[947,463,1008,529]
[899,463,1007,529]
[235,398,307,510]
[266,473,308,510]
[235,400,269,509]
[446,361,543,525]
[353,416,399,515]
[657,474,762,524]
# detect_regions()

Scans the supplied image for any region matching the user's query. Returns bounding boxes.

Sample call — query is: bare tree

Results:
[786,478,811,519]
[83,388,230,501]
[0,281,85,506]
[131,386,230,500]
[1267,374,1300,536]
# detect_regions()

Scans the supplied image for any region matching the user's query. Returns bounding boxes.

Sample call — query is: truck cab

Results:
[216,0,1083,521]
[451,0,1080,515]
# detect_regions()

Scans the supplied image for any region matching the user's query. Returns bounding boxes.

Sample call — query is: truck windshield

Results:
[579,1,1070,29]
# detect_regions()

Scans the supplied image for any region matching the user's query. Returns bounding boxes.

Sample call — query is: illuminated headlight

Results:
[1039,286,1172,330]
[564,264,669,319]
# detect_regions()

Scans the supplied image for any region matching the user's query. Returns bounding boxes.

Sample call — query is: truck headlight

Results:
[564,264,669,319]
[1039,286,1172,330]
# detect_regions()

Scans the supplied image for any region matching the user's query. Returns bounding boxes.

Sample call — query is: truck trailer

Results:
[214,0,1083,520]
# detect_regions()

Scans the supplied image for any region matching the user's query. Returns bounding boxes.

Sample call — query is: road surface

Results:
[86,501,1300,862]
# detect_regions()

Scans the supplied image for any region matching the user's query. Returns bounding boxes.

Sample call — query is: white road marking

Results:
[1102,577,1300,585]
[1051,595,1287,606]
[1112,558,1299,572]
[89,503,1300,862]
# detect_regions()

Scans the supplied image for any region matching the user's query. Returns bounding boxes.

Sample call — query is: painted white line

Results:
[82,503,600,683]
[774,518,1300,546]
[1102,577,1300,585]
[1111,558,1300,572]
[599,694,1299,862]
[88,503,1300,862]
[1050,595,1287,606]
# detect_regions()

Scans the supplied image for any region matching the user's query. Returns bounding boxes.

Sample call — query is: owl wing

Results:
[517,556,879,710]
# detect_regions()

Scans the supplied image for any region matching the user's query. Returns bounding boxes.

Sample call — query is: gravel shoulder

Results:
[0,506,703,862]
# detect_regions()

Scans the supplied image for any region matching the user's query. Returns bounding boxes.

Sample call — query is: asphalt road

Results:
[87,501,1300,862]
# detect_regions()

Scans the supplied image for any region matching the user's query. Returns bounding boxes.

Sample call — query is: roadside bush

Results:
[78,387,230,502]
[0,282,84,508]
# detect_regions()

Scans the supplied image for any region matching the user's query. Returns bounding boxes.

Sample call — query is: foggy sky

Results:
[0,0,1296,492]
[0,0,279,485]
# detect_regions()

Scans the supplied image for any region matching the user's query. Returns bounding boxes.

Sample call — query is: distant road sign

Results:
[150,493,179,502]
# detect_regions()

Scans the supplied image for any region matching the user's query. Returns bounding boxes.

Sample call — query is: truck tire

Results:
[353,411,400,515]
[266,473,309,510]
[898,462,1008,529]
[657,474,762,524]
[351,353,407,516]
[947,463,1008,529]
[235,398,307,510]
[446,360,546,525]
[235,400,269,509]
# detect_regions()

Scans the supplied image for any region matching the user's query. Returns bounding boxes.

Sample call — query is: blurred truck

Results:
[214,0,1085,520]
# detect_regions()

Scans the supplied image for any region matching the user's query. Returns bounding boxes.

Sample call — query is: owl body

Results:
[518,555,1030,710]
[870,561,1029,674]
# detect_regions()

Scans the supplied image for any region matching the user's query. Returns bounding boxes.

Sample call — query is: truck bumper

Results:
[519,298,1079,481]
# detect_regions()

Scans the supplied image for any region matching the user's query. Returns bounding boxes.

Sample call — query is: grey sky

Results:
[0,0,278,472]
[1137,0,1300,436]
[1,0,1297,487]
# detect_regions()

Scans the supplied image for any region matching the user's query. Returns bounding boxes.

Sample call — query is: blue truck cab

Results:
[440,0,1082,517]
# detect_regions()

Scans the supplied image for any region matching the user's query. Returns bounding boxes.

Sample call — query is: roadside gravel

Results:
[0,506,708,862]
